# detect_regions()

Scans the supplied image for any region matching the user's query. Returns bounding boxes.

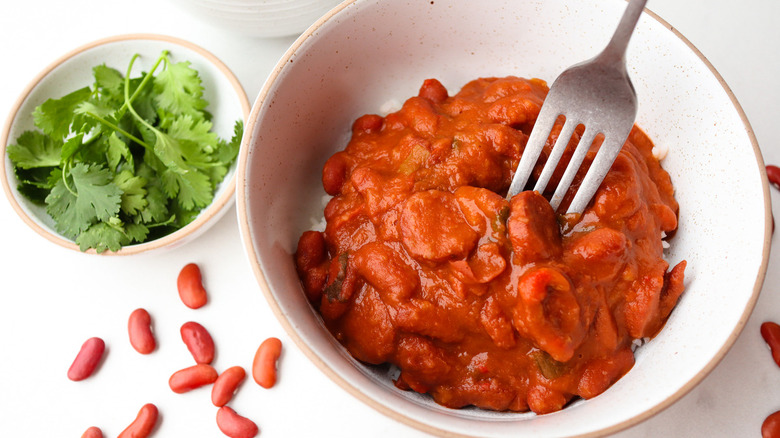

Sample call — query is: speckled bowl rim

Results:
[235,2,771,437]
[0,33,251,256]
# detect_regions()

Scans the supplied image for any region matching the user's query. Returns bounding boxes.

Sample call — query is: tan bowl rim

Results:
[235,2,772,436]
[0,33,251,256]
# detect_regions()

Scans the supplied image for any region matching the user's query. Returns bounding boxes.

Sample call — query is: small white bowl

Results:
[166,0,344,38]
[237,0,771,436]
[1,34,250,255]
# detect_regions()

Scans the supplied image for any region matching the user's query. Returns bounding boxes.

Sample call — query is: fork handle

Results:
[601,0,648,63]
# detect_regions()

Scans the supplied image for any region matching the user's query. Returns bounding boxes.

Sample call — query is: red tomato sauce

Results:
[295,76,686,414]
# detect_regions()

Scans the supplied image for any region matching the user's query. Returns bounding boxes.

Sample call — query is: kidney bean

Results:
[177,263,207,309]
[761,322,780,367]
[322,152,348,196]
[767,165,780,190]
[352,114,383,134]
[418,78,449,104]
[169,364,218,393]
[118,403,158,438]
[252,337,282,389]
[216,406,258,438]
[180,321,215,364]
[81,426,103,438]
[763,410,780,438]
[212,366,246,407]
[67,337,105,381]
[128,308,156,354]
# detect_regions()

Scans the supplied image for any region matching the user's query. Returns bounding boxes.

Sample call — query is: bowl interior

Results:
[2,35,249,255]
[238,0,770,436]
[166,0,344,38]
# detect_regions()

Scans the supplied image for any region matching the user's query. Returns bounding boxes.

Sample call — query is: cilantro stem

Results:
[116,51,168,118]
[124,53,161,135]
[147,214,176,228]
[61,159,78,196]
[84,111,150,150]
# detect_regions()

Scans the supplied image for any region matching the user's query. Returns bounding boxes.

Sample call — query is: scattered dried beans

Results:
[67,337,105,381]
[128,308,156,354]
[180,321,215,364]
[761,322,780,367]
[216,406,258,438]
[117,403,158,438]
[169,364,218,394]
[69,263,271,436]
[212,366,247,407]
[177,263,208,309]
[81,426,103,438]
[253,337,282,389]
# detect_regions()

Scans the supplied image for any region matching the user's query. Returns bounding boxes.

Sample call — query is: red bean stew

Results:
[295,76,687,413]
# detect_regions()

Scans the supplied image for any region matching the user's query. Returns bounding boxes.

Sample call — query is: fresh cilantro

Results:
[114,170,147,216]
[45,162,122,237]
[6,50,243,252]
[153,60,208,118]
[32,87,91,139]
[7,131,61,169]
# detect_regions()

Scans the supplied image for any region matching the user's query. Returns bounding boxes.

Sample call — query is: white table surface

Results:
[1,1,778,437]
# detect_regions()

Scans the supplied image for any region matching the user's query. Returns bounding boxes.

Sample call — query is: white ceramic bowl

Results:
[1,34,250,255]
[167,0,344,38]
[237,0,771,436]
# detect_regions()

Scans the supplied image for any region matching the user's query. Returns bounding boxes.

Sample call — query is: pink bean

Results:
[67,337,105,381]
[128,308,156,354]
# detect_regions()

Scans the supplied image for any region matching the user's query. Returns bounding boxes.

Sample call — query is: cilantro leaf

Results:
[168,114,218,153]
[45,163,122,237]
[60,133,84,162]
[161,168,212,210]
[93,64,124,101]
[136,163,170,223]
[214,119,243,164]
[153,60,208,118]
[14,167,61,204]
[76,219,150,253]
[114,169,147,216]
[32,86,91,139]
[106,132,133,171]
[152,130,190,174]
[125,223,149,242]
[7,130,62,169]
[76,222,125,253]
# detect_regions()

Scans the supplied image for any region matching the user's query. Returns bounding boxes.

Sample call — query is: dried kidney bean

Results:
[761,322,780,367]
[118,403,158,438]
[128,308,156,354]
[764,410,780,438]
[767,165,780,190]
[169,364,218,393]
[81,426,103,438]
[177,263,208,309]
[212,366,246,407]
[180,321,215,364]
[252,337,282,389]
[67,337,105,381]
[216,406,258,438]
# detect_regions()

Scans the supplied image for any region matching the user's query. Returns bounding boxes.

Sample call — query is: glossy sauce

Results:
[295,76,686,413]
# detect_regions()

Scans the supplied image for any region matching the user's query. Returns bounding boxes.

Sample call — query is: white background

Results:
[1,0,778,437]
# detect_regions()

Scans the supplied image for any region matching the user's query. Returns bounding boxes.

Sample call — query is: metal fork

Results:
[506,0,648,214]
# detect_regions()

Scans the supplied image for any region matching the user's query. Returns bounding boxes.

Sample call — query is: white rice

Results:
[379,98,402,115]
[652,143,669,160]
